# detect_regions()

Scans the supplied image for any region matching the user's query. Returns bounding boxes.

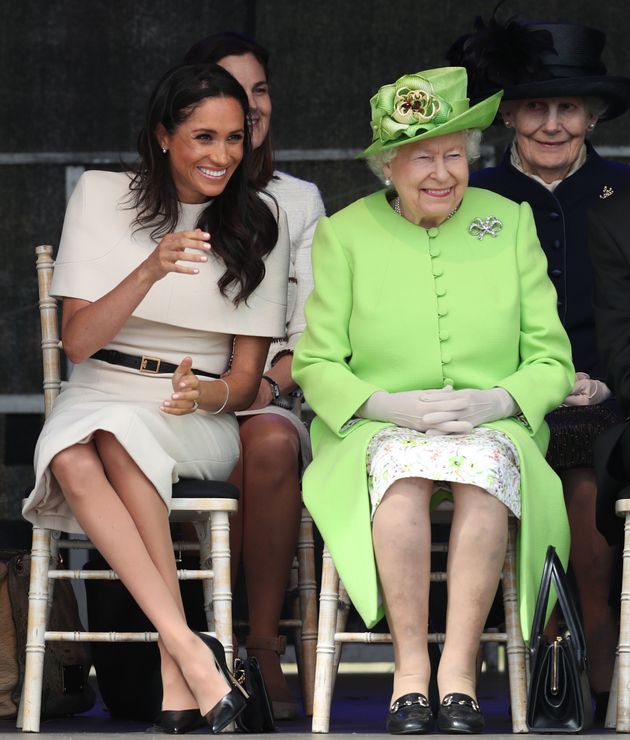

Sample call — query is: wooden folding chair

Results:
[311,514,528,733]
[19,244,240,732]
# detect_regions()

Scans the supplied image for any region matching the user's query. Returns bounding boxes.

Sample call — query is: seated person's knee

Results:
[50,444,98,494]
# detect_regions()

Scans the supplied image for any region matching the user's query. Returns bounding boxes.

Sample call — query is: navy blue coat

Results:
[471,144,630,378]
[588,185,630,543]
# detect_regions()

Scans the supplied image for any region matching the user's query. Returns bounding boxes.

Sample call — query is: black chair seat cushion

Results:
[172,478,240,500]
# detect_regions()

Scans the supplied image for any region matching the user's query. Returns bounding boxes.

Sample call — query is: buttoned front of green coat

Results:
[293,187,575,641]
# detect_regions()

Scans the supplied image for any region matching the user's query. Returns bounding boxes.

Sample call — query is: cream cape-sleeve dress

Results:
[23,170,289,534]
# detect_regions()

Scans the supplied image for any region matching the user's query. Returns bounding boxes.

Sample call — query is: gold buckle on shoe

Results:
[140,355,161,374]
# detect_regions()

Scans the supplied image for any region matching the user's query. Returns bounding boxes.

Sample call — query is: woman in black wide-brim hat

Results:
[448,9,630,719]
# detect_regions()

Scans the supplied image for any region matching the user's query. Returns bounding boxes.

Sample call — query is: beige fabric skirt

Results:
[23,359,240,534]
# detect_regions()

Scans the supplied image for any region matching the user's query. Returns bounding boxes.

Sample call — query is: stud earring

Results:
[384,177,391,186]
[587,123,596,131]
[504,121,512,128]
[161,147,168,154]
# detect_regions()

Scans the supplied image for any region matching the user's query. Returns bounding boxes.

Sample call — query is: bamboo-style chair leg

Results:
[193,518,215,634]
[297,508,318,715]
[20,527,52,733]
[606,652,618,729]
[333,580,351,680]
[312,546,340,733]
[502,518,528,733]
[615,500,630,732]
[205,511,234,668]
[290,552,303,670]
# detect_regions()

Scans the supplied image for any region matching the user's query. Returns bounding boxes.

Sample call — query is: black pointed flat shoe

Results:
[195,632,249,733]
[437,693,484,734]
[148,708,205,734]
[386,692,434,734]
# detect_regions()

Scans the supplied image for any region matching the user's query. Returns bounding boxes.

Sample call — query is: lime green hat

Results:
[359,66,503,157]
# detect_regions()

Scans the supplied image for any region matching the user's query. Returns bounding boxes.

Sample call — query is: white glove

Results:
[357,387,473,435]
[563,372,611,406]
[421,387,517,430]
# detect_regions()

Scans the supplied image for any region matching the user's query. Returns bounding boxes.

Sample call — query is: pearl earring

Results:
[161,147,168,155]
[504,121,512,128]
[384,177,391,186]
[587,123,596,131]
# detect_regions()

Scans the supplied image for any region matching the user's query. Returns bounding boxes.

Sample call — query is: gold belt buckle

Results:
[140,355,161,374]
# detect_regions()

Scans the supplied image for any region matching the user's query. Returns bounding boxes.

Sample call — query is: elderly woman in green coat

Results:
[293,67,574,735]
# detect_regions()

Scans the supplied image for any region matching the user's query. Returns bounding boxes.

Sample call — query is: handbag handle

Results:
[529,545,587,664]
[530,546,555,644]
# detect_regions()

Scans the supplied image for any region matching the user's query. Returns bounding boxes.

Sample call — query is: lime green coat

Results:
[293,187,575,642]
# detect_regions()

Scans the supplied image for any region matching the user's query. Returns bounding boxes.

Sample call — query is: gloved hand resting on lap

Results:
[420,387,518,432]
[357,386,474,435]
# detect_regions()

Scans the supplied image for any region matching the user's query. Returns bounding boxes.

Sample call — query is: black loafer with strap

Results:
[386,692,434,734]
[437,693,485,734]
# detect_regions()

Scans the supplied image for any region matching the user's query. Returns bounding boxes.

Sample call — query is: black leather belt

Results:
[90,349,220,378]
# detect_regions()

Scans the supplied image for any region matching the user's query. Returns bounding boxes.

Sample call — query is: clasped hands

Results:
[562,371,611,406]
[358,385,517,436]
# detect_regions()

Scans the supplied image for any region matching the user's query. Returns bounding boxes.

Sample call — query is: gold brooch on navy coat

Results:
[600,185,614,199]
[468,216,503,240]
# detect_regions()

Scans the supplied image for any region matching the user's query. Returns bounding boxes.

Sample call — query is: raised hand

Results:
[161,356,201,415]
[142,228,211,283]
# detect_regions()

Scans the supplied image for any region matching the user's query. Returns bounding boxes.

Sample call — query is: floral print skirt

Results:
[366,426,521,519]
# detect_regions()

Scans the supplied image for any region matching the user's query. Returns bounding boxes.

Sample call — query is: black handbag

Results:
[526,546,593,733]
[234,656,276,732]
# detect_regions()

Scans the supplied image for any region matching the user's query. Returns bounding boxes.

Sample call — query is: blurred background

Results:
[2,0,630,522]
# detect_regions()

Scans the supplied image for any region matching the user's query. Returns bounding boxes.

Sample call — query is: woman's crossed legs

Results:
[50,430,229,715]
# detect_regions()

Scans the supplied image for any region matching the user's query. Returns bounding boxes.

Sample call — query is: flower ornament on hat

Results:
[373,74,453,143]
[360,67,503,157]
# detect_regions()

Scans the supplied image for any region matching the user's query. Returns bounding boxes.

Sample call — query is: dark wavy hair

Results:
[130,63,278,304]
[183,32,275,189]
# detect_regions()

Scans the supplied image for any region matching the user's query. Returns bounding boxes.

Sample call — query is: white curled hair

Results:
[366,129,483,184]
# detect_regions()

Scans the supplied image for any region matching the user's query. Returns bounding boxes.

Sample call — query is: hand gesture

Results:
[563,372,611,406]
[161,357,200,415]
[142,228,211,283]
